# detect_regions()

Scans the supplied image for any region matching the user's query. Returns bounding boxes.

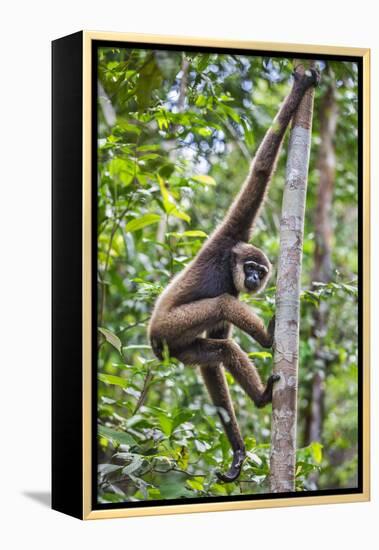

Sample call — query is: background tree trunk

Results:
[305,72,337,462]
[156,54,189,244]
[270,63,316,493]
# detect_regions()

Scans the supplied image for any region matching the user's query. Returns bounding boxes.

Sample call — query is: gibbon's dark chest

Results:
[189,247,237,301]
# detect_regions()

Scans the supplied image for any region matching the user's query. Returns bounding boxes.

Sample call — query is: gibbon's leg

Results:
[175,338,279,412]
[200,365,246,482]
[202,324,246,481]
[175,338,279,481]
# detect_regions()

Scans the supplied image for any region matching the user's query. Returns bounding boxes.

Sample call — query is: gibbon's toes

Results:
[307,67,321,87]
[216,449,246,483]
[292,68,302,82]
[216,470,239,483]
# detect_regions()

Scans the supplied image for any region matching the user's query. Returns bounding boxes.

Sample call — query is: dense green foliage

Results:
[96,47,359,503]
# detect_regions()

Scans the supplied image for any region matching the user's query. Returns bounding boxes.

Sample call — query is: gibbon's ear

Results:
[231,248,238,267]
[231,248,246,293]
[231,242,245,262]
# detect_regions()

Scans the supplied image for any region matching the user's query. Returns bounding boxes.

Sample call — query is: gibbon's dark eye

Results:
[244,260,268,276]
[258,267,268,280]
[244,263,255,273]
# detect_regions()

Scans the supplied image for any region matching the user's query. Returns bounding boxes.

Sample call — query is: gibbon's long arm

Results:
[214,67,319,243]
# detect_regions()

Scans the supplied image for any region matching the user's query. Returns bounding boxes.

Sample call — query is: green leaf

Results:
[172,411,194,431]
[137,144,160,152]
[98,373,128,388]
[310,441,323,464]
[341,283,358,297]
[123,344,152,352]
[168,230,207,239]
[186,477,204,491]
[194,439,211,453]
[247,351,272,360]
[220,103,241,123]
[98,425,136,446]
[125,214,161,232]
[219,94,234,102]
[98,327,122,354]
[295,461,318,477]
[195,95,207,107]
[195,54,210,72]
[98,464,122,475]
[100,492,126,503]
[158,175,190,223]
[159,481,193,499]
[156,413,173,437]
[192,174,216,186]
[181,230,208,238]
[195,127,212,137]
[138,153,160,161]
[108,158,134,187]
[136,57,163,111]
[176,446,189,469]
[122,456,144,476]
[246,451,262,466]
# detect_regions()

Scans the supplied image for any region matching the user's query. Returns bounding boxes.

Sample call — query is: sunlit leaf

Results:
[186,477,204,491]
[168,230,207,239]
[156,413,173,437]
[247,351,272,360]
[310,441,323,464]
[158,175,190,222]
[191,174,216,186]
[125,214,161,232]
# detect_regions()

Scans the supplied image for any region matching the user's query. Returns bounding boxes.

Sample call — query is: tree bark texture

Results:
[270,64,316,493]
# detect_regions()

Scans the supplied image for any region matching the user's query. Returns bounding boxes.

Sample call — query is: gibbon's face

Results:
[243,260,269,292]
[232,242,272,294]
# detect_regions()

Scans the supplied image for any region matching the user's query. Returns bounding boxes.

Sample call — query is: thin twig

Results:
[132,368,154,415]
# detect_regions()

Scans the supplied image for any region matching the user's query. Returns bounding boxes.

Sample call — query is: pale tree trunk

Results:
[270,63,317,493]
[306,74,337,449]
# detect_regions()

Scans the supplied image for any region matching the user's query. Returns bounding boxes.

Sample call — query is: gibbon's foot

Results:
[216,448,246,483]
[293,66,320,88]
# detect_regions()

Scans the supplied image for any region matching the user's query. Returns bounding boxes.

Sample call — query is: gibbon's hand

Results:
[293,66,321,89]
[267,315,276,348]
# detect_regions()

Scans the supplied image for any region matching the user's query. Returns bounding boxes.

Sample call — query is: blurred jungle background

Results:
[96,47,359,504]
